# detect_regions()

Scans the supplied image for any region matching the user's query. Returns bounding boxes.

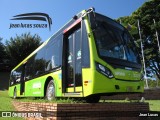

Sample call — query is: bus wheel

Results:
[85,95,100,103]
[45,80,55,101]
[13,88,17,99]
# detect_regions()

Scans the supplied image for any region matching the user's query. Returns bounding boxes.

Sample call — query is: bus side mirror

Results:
[87,8,97,30]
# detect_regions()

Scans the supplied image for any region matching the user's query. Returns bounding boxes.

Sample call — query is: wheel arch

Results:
[44,76,56,97]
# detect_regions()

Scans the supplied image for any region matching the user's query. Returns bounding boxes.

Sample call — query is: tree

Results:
[0,38,9,71]
[0,38,5,63]
[5,33,41,68]
[117,0,160,84]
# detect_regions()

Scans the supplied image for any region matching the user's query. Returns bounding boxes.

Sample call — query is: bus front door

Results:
[63,22,83,94]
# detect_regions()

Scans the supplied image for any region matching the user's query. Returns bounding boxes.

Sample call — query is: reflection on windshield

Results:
[94,20,139,63]
[99,45,127,60]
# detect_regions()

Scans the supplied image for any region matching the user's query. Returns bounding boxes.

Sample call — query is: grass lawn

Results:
[146,100,160,111]
[0,90,14,111]
[0,90,160,120]
[101,100,160,111]
[0,90,23,120]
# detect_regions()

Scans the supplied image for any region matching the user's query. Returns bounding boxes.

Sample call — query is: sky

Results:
[0,0,146,43]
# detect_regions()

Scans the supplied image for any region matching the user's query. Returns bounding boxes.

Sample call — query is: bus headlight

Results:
[96,62,114,78]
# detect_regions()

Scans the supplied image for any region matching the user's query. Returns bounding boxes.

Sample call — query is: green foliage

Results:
[145,79,160,88]
[0,38,10,72]
[5,32,41,69]
[117,0,160,81]
[0,38,6,63]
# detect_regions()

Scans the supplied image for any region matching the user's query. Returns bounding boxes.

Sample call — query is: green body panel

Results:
[9,84,25,97]
[8,70,62,97]
[84,70,143,96]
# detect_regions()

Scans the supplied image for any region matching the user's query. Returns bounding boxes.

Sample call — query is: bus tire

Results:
[45,80,55,101]
[85,95,100,103]
[13,88,17,99]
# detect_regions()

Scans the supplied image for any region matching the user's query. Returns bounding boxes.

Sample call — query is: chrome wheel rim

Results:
[47,84,54,100]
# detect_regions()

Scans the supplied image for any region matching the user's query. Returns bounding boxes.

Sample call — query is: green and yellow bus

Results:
[8,8,144,103]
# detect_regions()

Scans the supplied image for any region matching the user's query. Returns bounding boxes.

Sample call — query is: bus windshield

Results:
[93,14,140,64]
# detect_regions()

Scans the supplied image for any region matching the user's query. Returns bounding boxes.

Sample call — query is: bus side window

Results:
[51,56,56,68]
[34,47,46,76]
[25,56,35,80]
[45,35,62,71]
[12,68,22,83]
[10,71,15,85]
[45,42,55,71]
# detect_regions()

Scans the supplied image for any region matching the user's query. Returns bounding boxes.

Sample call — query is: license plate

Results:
[126,86,133,92]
